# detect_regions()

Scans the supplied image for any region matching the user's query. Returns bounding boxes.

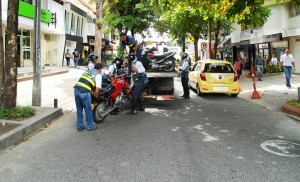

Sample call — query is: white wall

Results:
[263,5,286,35]
[230,23,241,44]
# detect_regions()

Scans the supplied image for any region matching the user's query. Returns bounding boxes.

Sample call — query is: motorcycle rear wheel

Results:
[163,58,175,72]
[93,102,108,123]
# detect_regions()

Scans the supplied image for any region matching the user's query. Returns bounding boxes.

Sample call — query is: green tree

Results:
[104,0,155,36]
[151,0,271,59]
[94,0,115,63]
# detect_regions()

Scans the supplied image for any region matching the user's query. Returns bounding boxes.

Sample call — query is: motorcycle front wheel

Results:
[163,58,175,72]
[93,102,108,123]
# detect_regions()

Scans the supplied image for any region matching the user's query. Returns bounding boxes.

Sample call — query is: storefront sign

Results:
[240,30,251,41]
[262,33,282,42]
[18,1,52,24]
[250,35,262,44]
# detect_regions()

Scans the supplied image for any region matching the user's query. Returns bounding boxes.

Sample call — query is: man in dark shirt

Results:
[72,49,80,68]
[120,33,143,74]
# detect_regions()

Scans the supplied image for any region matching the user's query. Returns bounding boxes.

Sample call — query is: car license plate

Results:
[213,86,228,91]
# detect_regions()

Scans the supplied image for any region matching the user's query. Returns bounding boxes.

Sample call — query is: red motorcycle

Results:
[92,71,130,123]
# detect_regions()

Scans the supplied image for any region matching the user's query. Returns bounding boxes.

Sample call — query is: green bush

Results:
[0,106,36,120]
[287,99,300,108]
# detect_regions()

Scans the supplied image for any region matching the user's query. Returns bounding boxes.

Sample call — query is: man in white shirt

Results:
[280,49,296,88]
[269,54,278,65]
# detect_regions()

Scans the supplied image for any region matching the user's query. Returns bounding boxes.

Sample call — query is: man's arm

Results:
[292,62,296,69]
[94,74,102,97]
[134,43,139,55]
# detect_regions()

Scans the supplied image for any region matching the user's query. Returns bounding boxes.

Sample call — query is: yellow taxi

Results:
[188,60,239,97]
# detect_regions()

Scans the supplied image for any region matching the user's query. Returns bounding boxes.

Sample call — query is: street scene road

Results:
[0,69,299,182]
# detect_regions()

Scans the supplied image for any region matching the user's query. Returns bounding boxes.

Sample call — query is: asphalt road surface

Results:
[0,71,300,182]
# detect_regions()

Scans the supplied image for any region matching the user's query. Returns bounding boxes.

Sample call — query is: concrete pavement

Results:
[238,73,300,113]
[1,67,300,151]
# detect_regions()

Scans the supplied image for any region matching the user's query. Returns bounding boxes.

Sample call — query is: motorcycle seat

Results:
[154,52,173,59]
[99,85,115,97]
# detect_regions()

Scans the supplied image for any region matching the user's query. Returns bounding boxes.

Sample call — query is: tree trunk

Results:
[208,20,212,59]
[0,0,5,105]
[95,0,104,64]
[3,0,19,108]
[213,20,221,60]
[193,35,199,62]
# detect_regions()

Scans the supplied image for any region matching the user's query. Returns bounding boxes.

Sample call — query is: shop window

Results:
[21,0,32,4]
[65,12,70,34]
[76,17,82,37]
[70,14,76,35]
[22,30,31,60]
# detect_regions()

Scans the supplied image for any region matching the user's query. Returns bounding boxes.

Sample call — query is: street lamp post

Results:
[32,0,41,106]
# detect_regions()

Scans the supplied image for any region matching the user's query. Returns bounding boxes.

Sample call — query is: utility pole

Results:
[32,0,41,106]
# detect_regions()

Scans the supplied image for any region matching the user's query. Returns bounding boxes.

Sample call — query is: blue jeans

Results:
[256,65,263,80]
[74,88,95,129]
[74,58,79,67]
[283,66,292,87]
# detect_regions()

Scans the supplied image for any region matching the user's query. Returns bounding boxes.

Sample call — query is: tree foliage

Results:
[151,0,271,59]
[104,0,155,35]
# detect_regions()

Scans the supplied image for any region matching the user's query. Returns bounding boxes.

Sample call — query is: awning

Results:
[217,36,231,48]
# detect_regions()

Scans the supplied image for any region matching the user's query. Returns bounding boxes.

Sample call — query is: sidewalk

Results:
[238,73,300,112]
[17,65,72,82]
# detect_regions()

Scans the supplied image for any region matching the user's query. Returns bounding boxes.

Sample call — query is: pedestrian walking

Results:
[255,52,264,81]
[269,54,278,65]
[72,49,80,68]
[65,49,71,66]
[179,52,190,99]
[280,49,296,88]
[127,59,148,115]
[234,59,242,79]
[74,63,103,131]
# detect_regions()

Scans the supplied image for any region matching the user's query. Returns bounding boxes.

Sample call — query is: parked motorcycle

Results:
[141,47,176,72]
[92,70,130,123]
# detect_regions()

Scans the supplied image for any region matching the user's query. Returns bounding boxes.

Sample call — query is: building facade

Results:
[228,1,300,73]
[1,0,115,67]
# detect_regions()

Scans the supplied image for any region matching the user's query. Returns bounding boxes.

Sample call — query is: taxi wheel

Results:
[231,93,238,97]
[196,84,202,96]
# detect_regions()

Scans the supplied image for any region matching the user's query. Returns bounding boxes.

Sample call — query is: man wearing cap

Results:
[74,63,103,131]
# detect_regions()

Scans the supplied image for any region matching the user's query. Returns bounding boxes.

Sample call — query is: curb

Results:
[17,70,69,82]
[282,103,300,117]
[0,107,63,151]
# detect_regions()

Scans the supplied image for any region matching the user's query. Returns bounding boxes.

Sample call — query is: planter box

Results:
[282,103,300,117]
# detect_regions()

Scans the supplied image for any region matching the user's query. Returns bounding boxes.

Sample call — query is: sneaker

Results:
[87,126,98,131]
[77,126,85,132]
